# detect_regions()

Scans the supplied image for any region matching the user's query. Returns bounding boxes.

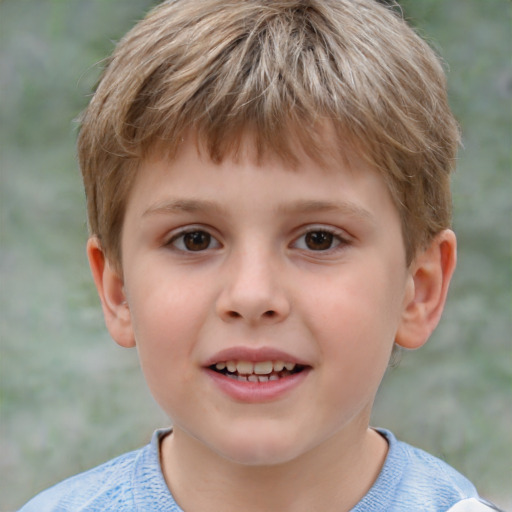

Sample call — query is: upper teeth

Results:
[215,360,296,375]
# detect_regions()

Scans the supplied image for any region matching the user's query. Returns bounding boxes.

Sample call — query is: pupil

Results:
[305,231,333,250]
[184,231,210,251]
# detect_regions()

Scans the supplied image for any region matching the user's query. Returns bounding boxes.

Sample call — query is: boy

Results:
[19,0,504,510]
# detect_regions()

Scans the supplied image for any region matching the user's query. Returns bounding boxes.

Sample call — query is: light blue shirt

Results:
[18,429,501,511]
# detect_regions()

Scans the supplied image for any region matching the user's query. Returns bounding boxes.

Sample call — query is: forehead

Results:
[127,133,397,224]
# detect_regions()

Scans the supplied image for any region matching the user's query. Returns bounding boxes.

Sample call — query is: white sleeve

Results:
[446,497,507,512]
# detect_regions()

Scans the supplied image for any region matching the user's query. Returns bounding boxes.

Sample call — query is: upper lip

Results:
[203,346,310,367]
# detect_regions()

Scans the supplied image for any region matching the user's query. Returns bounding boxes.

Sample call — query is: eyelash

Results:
[165,226,350,253]
[291,227,350,253]
[166,227,221,252]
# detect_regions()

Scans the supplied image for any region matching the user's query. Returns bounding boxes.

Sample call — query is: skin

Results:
[88,136,456,512]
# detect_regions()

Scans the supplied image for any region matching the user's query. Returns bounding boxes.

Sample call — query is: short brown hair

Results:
[78,0,460,270]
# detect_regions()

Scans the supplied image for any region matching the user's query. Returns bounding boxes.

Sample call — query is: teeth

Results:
[254,361,273,375]
[225,372,293,382]
[273,360,285,372]
[215,360,300,376]
[236,361,254,375]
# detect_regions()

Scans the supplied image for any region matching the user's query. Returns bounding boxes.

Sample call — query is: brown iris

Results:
[183,231,212,251]
[304,231,334,251]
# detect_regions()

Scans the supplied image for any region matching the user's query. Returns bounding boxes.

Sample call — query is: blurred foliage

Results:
[1,0,510,510]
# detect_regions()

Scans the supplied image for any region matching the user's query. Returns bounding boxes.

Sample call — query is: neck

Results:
[160,425,388,512]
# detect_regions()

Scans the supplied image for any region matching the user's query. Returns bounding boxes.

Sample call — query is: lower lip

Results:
[205,368,311,403]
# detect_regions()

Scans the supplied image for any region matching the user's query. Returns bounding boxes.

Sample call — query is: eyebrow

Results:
[143,199,225,217]
[277,199,375,222]
[143,198,374,222]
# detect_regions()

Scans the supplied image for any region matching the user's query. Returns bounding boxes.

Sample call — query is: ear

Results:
[86,237,136,348]
[395,229,457,350]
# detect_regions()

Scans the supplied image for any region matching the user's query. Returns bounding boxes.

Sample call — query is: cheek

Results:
[126,275,212,400]
[308,268,403,342]
[304,266,404,385]
[129,269,211,340]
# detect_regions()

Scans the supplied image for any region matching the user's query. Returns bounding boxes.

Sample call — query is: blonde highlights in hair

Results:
[78,0,460,268]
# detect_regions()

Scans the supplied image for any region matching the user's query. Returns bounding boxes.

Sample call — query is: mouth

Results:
[209,360,307,383]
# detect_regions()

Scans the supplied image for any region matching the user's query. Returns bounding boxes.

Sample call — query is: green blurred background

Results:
[0,0,510,510]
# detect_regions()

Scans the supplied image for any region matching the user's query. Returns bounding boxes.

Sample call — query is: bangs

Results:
[87,0,446,168]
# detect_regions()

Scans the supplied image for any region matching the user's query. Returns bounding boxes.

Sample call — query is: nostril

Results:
[227,311,242,319]
[263,310,276,318]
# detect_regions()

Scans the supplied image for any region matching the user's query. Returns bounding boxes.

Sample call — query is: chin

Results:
[210,428,307,467]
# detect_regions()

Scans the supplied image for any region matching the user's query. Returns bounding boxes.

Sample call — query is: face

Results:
[117,139,413,466]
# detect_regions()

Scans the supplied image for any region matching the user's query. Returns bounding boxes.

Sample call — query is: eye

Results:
[168,229,221,252]
[293,228,346,252]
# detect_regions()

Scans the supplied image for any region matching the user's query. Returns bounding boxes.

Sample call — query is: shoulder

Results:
[18,448,141,512]
[388,430,477,497]
[353,429,499,512]
[18,429,179,512]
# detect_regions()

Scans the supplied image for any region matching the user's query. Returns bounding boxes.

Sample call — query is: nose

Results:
[215,246,291,325]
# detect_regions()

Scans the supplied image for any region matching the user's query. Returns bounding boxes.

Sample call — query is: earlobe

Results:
[86,237,136,348]
[395,229,457,350]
